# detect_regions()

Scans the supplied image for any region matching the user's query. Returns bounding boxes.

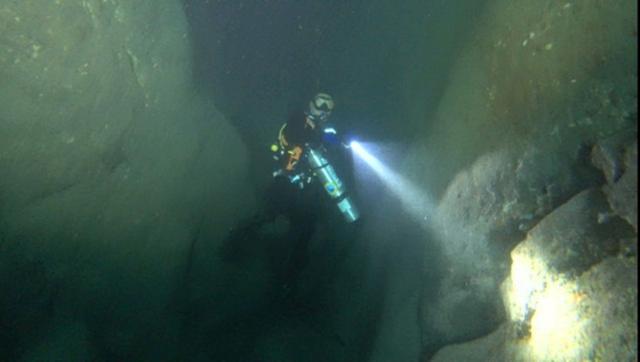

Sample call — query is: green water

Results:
[0,0,636,361]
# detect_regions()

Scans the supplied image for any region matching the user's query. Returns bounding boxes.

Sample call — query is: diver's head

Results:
[307,93,334,123]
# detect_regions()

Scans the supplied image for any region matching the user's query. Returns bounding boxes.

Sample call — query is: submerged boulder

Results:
[522,188,631,276]
[432,255,638,361]
[430,174,636,361]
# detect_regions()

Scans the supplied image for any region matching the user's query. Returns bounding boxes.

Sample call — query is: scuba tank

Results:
[306,146,359,223]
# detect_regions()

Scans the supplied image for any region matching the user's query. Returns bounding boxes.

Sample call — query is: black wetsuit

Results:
[265,109,325,289]
[222,108,342,294]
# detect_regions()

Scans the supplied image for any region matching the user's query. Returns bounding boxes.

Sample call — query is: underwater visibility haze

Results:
[0,0,637,361]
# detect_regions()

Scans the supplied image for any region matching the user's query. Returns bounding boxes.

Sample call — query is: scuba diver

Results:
[265,93,359,294]
[220,92,358,300]
[271,93,347,187]
[268,92,358,223]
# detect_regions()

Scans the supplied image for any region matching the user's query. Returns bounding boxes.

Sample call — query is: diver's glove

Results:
[322,126,339,145]
[322,125,353,150]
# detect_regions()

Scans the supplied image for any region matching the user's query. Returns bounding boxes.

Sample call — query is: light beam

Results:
[350,141,436,227]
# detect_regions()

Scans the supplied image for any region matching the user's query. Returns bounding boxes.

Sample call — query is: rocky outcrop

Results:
[410,0,637,358]
[419,144,604,348]
[429,132,637,362]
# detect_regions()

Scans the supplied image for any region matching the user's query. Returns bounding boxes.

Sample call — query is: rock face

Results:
[426,66,637,362]
[432,256,637,362]
[406,0,637,359]
[427,135,637,361]
[419,145,604,348]
[0,1,254,359]
[522,188,629,275]
[433,194,637,361]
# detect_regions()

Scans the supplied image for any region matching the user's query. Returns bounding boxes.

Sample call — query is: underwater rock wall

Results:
[0,1,253,359]
[432,143,637,360]
[397,0,637,359]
